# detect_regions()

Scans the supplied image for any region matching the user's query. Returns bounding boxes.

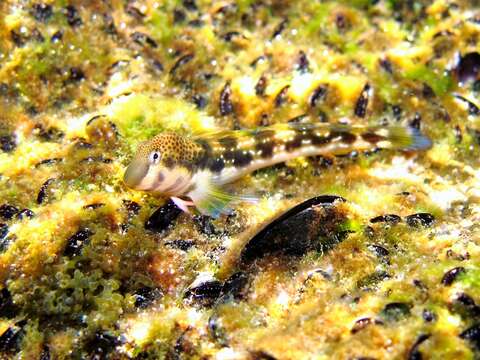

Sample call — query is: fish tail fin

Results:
[386,126,432,151]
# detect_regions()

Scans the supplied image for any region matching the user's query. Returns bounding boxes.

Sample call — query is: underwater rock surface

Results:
[0,0,479,359]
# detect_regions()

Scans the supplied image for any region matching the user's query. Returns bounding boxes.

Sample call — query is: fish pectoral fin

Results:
[171,196,194,213]
[188,182,258,218]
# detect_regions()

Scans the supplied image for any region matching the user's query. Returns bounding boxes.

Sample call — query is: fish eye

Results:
[149,151,161,164]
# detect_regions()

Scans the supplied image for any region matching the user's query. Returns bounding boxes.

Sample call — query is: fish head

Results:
[124,133,198,196]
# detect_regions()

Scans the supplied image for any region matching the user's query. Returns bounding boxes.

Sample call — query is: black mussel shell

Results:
[240,195,347,263]
[456,52,480,84]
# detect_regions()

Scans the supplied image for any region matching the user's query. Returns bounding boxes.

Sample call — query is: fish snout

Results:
[123,159,149,189]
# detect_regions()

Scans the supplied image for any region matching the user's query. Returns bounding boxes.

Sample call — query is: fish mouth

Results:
[123,159,149,189]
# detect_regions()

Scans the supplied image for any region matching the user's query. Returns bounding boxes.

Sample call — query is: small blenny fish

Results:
[123,122,431,217]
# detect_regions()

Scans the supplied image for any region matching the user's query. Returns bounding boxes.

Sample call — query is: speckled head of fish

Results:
[123,132,200,196]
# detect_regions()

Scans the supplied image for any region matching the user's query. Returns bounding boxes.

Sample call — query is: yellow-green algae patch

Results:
[0,0,479,359]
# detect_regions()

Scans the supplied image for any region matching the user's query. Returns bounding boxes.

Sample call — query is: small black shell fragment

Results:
[422,309,436,322]
[193,215,218,236]
[392,105,402,119]
[170,54,194,76]
[0,205,19,221]
[357,270,390,289]
[272,18,288,39]
[173,8,186,23]
[37,178,55,204]
[133,287,163,308]
[63,228,93,257]
[50,30,63,43]
[123,200,141,217]
[405,213,435,227]
[188,18,204,27]
[31,3,53,22]
[351,317,374,334]
[274,85,290,107]
[165,239,195,251]
[250,350,278,360]
[250,55,267,68]
[65,5,82,27]
[40,345,50,360]
[131,32,158,48]
[192,94,207,109]
[441,266,465,286]
[460,324,480,350]
[453,94,480,116]
[309,85,327,107]
[380,302,411,322]
[31,28,44,43]
[379,59,393,74]
[0,288,17,318]
[183,0,198,11]
[241,195,347,263]
[367,244,390,257]
[407,334,430,360]
[0,224,8,241]
[35,158,62,167]
[219,81,234,116]
[422,83,435,98]
[126,4,145,19]
[74,139,93,149]
[68,67,85,83]
[255,76,267,97]
[85,332,120,358]
[456,52,480,84]
[473,80,480,93]
[296,50,310,73]
[354,83,371,118]
[208,314,229,346]
[450,293,480,319]
[103,13,117,35]
[410,113,422,130]
[370,214,401,224]
[0,135,16,153]
[80,156,113,164]
[0,321,25,353]
[10,30,25,47]
[220,272,249,301]
[145,200,182,233]
[222,31,242,42]
[35,125,64,142]
[185,280,223,307]
[82,203,105,210]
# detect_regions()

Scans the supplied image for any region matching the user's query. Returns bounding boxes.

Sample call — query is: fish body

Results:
[124,122,431,217]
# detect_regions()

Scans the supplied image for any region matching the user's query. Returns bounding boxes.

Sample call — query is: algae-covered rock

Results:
[0,0,479,359]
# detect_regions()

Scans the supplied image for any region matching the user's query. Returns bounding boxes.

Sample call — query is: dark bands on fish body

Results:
[255,140,275,158]
[233,150,254,167]
[254,129,276,141]
[218,136,238,149]
[362,132,385,144]
[311,132,332,145]
[285,135,303,151]
[209,157,225,172]
[337,132,357,144]
[195,140,213,169]
[164,157,175,169]
[223,150,235,161]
